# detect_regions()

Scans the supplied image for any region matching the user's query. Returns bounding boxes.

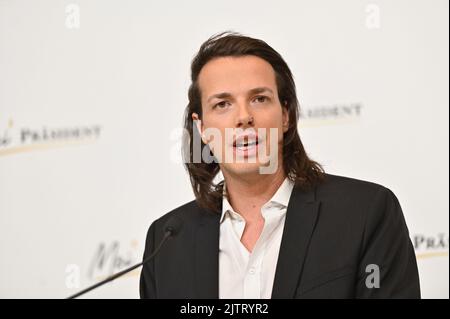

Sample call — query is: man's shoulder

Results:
[315,173,399,209]
[319,173,392,196]
[150,199,209,231]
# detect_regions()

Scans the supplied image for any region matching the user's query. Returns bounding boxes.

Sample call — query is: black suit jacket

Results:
[140,174,420,299]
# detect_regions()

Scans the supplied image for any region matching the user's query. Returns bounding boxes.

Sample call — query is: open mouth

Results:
[233,139,259,150]
[232,135,260,157]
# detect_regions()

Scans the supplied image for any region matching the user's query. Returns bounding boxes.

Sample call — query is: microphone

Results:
[66,216,183,299]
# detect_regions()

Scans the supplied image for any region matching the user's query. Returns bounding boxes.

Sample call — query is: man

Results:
[140,31,420,299]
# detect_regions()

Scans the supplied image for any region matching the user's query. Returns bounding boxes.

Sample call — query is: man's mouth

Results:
[233,139,259,149]
[232,134,260,156]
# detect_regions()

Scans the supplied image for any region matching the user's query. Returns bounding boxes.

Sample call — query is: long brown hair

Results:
[182,31,325,213]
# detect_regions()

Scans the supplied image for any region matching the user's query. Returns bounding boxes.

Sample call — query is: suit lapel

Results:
[271,185,321,298]
[192,184,321,299]
[194,208,220,298]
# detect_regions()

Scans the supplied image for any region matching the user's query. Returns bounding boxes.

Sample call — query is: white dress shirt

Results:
[219,177,295,299]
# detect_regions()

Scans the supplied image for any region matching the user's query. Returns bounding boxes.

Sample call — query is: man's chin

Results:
[221,162,265,177]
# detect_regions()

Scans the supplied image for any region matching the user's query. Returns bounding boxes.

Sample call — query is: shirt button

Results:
[249,268,255,275]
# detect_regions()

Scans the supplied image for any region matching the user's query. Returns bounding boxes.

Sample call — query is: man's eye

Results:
[214,101,229,109]
[254,96,269,103]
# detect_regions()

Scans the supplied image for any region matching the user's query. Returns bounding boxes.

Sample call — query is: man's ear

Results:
[282,103,289,133]
[192,112,208,144]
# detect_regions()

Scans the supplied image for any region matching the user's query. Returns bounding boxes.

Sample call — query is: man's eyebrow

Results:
[206,87,274,103]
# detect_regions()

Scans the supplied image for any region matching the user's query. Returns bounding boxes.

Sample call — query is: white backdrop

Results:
[0,0,448,298]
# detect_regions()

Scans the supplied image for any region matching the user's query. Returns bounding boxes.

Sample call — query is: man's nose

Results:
[235,104,254,128]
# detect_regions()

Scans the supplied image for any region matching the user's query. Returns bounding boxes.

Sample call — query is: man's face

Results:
[192,55,289,178]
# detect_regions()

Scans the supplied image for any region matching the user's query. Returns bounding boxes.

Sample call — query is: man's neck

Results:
[222,166,287,222]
